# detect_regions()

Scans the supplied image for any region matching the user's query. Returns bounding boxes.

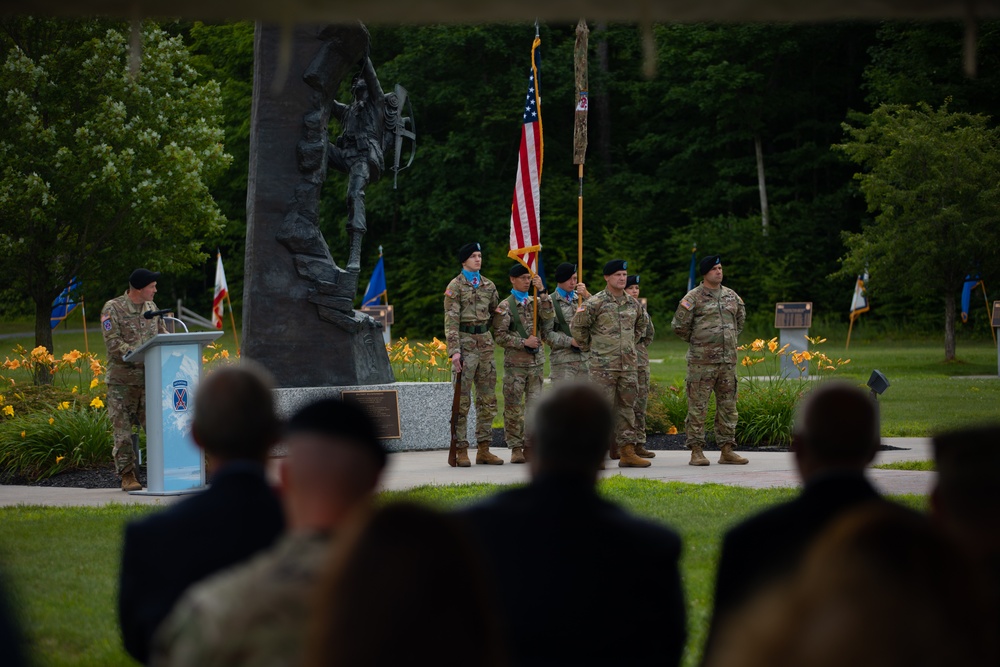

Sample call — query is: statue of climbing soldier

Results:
[327,55,415,271]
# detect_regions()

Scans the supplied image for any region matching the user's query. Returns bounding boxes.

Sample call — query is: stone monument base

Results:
[272,382,454,453]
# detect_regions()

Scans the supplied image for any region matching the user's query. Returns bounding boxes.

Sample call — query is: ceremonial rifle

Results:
[448,359,463,467]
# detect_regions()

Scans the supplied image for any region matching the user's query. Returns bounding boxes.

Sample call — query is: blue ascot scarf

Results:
[510,289,530,304]
[462,269,482,288]
[556,286,576,302]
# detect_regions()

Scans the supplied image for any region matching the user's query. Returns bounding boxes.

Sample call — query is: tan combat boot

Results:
[120,469,142,491]
[634,443,656,458]
[609,442,620,460]
[455,446,472,467]
[510,447,526,464]
[719,444,749,465]
[618,444,652,468]
[476,442,504,465]
[689,445,710,467]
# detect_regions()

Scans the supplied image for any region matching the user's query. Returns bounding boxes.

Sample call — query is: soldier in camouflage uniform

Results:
[544,262,590,383]
[493,264,554,463]
[625,275,656,458]
[570,259,650,468]
[101,268,168,491]
[149,398,386,667]
[671,255,748,466]
[444,243,502,466]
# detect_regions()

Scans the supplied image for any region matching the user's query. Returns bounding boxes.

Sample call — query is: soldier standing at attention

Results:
[544,263,590,383]
[672,255,749,466]
[625,274,656,459]
[571,259,650,468]
[101,268,168,491]
[493,264,554,463]
[444,243,502,467]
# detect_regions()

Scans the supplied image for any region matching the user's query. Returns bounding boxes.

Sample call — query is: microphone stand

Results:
[161,316,189,333]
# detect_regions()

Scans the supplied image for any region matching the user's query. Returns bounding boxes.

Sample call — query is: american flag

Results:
[212,252,228,329]
[508,36,543,273]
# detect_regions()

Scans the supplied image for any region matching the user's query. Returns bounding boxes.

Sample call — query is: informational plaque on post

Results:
[992,301,1000,328]
[774,302,813,329]
[342,389,402,440]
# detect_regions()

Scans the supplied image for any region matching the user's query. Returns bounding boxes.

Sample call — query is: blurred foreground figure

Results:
[150,398,386,667]
[305,503,507,667]
[932,425,1000,629]
[706,380,887,657]
[119,364,284,664]
[460,382,686,666]
[707,503,996,667]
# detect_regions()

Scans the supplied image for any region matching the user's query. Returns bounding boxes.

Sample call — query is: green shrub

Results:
[646,379,687,434]
[0,405,112,480]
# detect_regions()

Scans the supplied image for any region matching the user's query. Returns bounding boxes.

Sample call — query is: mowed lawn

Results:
[1,481,928,667]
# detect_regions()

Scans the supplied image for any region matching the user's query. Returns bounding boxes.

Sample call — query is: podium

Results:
[123,331,223,495]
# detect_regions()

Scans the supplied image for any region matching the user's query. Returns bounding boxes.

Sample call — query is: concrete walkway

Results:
[0,438,934,508]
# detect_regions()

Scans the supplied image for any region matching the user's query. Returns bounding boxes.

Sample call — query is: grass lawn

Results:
[0,480,927,667]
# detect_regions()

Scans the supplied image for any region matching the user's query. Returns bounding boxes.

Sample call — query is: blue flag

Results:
[362,255,387,307]
[687,245,697,292]
[961,275,981,323]
[50,277,81,329]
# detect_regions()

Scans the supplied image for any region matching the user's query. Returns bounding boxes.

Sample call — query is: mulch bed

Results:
[3,430,905,490]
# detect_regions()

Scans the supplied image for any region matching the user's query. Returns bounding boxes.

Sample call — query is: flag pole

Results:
[226,291,240,355]
[379,245,387,305]
[80,297,90,357]
[574,18,589,287]
[981,281,997,345]
[846,315,855,351]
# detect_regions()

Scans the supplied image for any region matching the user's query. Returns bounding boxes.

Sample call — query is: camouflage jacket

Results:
[570,290,645,372]
[671,284,745,364]
[101,292,167,385]
[149,533,331,667]
[443,273,500,358]
[493,292,554,368]
[637,305,655,367]
[543,290,587,367]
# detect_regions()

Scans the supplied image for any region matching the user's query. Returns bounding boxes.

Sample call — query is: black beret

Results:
[286,398,387,471]
[554,263,576,283]
[457,242,481,264]
[129,268,161,290]
[603,259,627,276]
[699,256,721,276]
[626,275,640,288]
[509,263,530,278]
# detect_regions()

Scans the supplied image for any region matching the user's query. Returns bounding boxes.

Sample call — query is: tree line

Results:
[3,19,999,361]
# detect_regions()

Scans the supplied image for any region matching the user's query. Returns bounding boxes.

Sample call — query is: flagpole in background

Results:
[573,19,589,285]
[687,244,697,293]
[214,252,240,354]
[508,25,544,336]
[80,297,89,356]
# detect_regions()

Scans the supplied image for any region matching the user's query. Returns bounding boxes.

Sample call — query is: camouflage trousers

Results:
[107,382,146,475]
[636,366,650,445]
[685,362,738,449]
[549,359,587,383]
[502,365,544,449]
[588,367,639,447]
[454,333,498,448]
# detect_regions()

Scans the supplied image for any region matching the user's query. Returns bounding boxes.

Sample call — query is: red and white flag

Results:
[212,252,228,329]
[508,35,543,273]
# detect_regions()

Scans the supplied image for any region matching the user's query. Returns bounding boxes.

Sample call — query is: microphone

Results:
[143,309,172,319]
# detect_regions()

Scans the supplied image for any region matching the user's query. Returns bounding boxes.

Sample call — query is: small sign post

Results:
[774,302,813,379]
[993,301,1000,377]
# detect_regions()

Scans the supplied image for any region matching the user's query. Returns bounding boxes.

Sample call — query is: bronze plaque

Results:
[993,301,1000,328]
[774,302,813,329]
[341,390,401,440]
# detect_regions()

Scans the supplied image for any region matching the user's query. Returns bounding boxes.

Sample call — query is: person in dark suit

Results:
[705,380,884,661]
[460,382,687,667]
[118,364,285,664]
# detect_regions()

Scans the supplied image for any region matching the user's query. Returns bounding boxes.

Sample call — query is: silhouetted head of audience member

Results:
[279,398,387,533]
[524,382,613,479]
[708,503,996,667]
[790,381,879,480]
[305,502,506,667]
[932,424,1000,559]
[192,363,280,469]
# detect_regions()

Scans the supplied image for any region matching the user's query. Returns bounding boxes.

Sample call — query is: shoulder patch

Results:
[102,317,113,331]
[680,299,693,310]
[495,306,504,314]
[444,288,454,297]
[576,305,586,313]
